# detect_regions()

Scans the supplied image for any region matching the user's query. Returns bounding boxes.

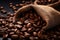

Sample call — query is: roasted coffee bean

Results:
[26,23,31,28]
[3,34,8,38]
[1,10,7,14]
[12,6,17,11]
[17,21,23,24]
[22,1,25,3]
[33,24,37,27]
[29,36,34,40]
[19,4,25,7]
[53,35,57,38]
[21,27,27,32]
[11,34,18,40]
[19,35,25,39]
[11,34,18,38]
[9,5,13,8]
[16,30,20,34]
[0,6,4,10]
[7,12,12,16]
[24,32,30,37]
[9,32,14,35]
[34,37,39,40]
[27,28,32,32]
[33,32,37,36]
[15,24,22,28]
[24,20,30,24]
[9,3,13,5]
[15,4,19,7]
[9,14,14,17]
[3,34,8,40]
[2,20,6,24]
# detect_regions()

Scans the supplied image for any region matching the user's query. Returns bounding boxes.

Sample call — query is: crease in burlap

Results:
[14,4,60,35]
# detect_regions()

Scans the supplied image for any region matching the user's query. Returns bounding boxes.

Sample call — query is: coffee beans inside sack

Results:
[17,8,46,38]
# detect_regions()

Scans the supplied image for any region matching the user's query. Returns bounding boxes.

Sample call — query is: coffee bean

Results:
[15,24,22,28]
[0,6,4,10]
[16,30,20,34]
[24,20,30,24]
[33,24,37,27]
[9,3,13,5]
[2,20,6,24]
[12,6,17,11]
[27,23,31,28]
[1,10,7,14]
[33,32,37,36]
[11,34,18,40]
[29,36,34,40]
[37,21,40,26]
[22,1,25,3]
[21,27,27,32]
[17,21,23,24]
[27,28,32,32]
[9,5,13,8]
[19,4,25,7]
[29,20,35,23]
[9,32,14,35]
[7,12,12,16]
[19,18,25,22]
[3,34,8,38]
[15,4,19,7]
[11,34,18,38]
[53,35,56,38]
[9,23,14,28]
[19,35,25,38]
[24,32,30,37]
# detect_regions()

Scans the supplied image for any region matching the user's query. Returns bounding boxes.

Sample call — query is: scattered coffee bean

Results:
[19,4,25,7]
[1,10,7,14]
[9,3,13,5]
[15,4,19,7]
[9,5,13,8]
[0,6,4,10]
[12,6,17,11]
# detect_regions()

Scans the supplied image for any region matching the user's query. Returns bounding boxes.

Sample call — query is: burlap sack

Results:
[14,4,60,36]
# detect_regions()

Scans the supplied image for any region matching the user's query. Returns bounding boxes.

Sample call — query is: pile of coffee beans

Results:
[8,0,34,13]
[15,9,46,39]
[0,8,46,40]
[35,0,59,5]
[0,0,60,40]
[0,9,60,40]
